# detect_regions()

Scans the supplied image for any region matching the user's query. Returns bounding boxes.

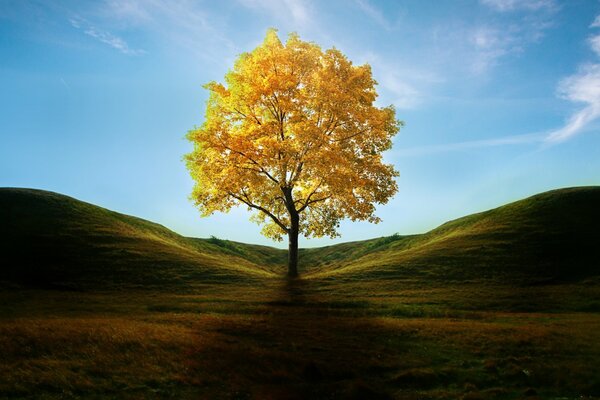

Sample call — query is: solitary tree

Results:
[186,29,401,277]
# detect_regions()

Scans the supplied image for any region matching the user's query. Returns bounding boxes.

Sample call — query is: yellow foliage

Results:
[186,29,401,241]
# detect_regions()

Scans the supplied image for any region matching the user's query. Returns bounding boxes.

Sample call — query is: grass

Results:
[0,188,284,290]
[2,186,599,287]
[1,281,600,399]
[1,186,600,398]
[303,186,600,282]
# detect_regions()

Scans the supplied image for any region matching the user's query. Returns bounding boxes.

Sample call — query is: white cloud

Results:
[464,19,554,74]
[467,21,552,74]
[592,15,600,28]
[546,64,600,143]
[69,16,145,55]
[468,0,557,74]
[101,0,237,66]
[480,0,556,12]
[84,27,144,55]
[544,14,600,144]
[69,17,81,29]
[472,27,502,49]
[557,64,600,105]
[104,0,152,24]
[469,26,514,73]
[395,132,543,157]
[354,0,393,31]
[359,52,440,110]
[284,0,310,25]
[381,74,420,109]
[589,34,600,57]
[237,0,312,29]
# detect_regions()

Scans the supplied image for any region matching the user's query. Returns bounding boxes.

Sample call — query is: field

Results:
[2,280,600,399]
[1,187,600,399]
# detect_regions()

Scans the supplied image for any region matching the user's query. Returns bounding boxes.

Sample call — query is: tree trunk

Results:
[287,215,299,278]
[282,187,300,278]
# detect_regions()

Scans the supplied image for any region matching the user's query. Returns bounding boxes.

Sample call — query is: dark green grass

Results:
[304,186,600,282]
[2,186,599,289]
[0,188,283,290]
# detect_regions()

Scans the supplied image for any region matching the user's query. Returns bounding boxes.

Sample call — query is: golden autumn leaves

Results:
[186,29,401,248]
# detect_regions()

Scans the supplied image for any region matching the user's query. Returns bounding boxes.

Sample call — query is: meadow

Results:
[1,279,600,399]
[1,187,599,399]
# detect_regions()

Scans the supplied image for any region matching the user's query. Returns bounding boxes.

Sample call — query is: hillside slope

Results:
[304,187,600,282]
[0,188,285,289]
[2,186,598,289]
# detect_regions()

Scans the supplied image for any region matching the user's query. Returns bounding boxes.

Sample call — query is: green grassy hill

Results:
[0,188,285,290]
[1,186,599,289]
[1,187,600,399]
[303,186,600,283]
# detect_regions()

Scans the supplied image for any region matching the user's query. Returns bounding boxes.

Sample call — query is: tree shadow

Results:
[181,278,404,399]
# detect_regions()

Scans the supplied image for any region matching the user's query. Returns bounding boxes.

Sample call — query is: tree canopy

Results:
[186,29,401,275]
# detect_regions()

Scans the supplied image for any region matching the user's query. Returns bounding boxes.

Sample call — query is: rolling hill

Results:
[0,188,285,290]
[302,186,600,283]
[1,186,599,289]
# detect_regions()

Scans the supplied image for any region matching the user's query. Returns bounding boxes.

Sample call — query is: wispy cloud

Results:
[380,74,420,110]
[480,0,557,12]
[237,0,312,29]
[103,0,152,24]
[69,16,145,55]
[101,0,237,66]
[395,132,543,157]
[60,77,70,91]
[353,0,393,31]
[468,20,554,74]
[467,0,556,74]
[545,18,600,143]
[546,64,600,143]
[469,26,516,73]
[589,34,600,57]
[359,52,441,110]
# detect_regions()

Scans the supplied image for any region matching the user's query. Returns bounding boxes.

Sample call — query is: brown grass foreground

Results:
[1,280,600,399]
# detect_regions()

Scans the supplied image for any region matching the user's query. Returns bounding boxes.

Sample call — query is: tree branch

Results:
[233,108,248,119]
[290,161,303,183]
[298,195,331,212]
[227,191,289,233]
[263,97,279,122]
[323,115,338,136]
[297,179,329,212]
[333,127,369,142]
[219,142,280,184]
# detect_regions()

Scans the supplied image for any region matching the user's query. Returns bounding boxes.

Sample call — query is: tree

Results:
[185,29,401,277]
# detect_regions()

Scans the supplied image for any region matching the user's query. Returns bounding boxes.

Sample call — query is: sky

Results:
[1,0,600,248]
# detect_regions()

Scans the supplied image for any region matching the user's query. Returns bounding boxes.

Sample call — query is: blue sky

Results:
[1,0,599,247]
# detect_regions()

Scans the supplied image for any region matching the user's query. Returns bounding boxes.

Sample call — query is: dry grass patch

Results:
[0,317,196,397]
